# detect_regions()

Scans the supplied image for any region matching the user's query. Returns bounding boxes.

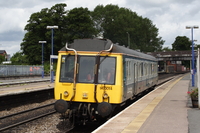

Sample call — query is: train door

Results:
[144,63,148,88]
[133,63,138,94]
[123,58,127,100]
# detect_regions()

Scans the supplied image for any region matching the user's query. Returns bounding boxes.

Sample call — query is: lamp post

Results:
[39,41,46,78]
[126,32,130,48]
[47,26,58,82]
[186,26,199,87]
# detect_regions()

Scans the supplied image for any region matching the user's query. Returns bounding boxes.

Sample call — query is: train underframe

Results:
[55,100,118,126]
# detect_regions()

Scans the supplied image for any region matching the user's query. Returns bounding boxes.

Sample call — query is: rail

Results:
[0,103,56,132]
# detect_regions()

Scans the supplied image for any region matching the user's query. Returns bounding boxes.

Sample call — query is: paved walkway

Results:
[137,75,189,133]
[93,73,200,133]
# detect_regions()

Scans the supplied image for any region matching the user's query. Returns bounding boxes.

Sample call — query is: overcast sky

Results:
[1,0,200,56]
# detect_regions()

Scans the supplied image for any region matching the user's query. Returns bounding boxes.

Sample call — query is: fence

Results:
[0,65,43,77]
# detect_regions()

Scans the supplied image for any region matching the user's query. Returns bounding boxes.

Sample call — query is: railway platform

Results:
[93,73,200,133]
[0,76,54,97]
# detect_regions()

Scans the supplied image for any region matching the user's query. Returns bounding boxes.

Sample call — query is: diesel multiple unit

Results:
[54,38,158,125]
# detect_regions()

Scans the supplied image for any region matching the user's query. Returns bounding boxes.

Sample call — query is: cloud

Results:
[0,31,25,41]
[0,40,21,56]
[1,0,200,56]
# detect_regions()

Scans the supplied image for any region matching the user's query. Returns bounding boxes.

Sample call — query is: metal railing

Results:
[0,65,43,77]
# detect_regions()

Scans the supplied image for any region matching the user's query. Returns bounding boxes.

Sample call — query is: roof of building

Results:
[0,50,6,54]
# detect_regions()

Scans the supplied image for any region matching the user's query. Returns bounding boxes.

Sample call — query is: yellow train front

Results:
[54,38,158,125]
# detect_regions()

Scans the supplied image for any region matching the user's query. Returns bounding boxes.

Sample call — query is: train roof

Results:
[59,38,157,61]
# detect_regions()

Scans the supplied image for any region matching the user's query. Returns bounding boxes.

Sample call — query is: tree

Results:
[171,36,191,69]
[0,55,5,64]
[20,4,97,65]
[21,3,68,65]
[66,7,97,43]
[10,51,28,65]
[91,4,164,52]
[172,36,191,51]
[20,3,165,65]
[162,47,172,51]
[195,44,200,50]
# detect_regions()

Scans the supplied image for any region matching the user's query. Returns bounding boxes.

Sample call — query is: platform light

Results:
[38,41,47,78]
[46,25,58,83]
[186,25,199,87]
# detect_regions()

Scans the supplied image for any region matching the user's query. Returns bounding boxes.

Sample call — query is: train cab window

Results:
[98,57,116,84]
[78,56,95,83]
[60,55,75,82]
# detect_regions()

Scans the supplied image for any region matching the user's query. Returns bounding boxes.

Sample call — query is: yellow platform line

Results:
[121,77,183,133]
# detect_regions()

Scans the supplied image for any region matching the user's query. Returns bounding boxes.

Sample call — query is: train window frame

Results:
[97,56,116,85]
[59,55,116,84]
[134,63,137,79]
[125,58,135,84]
[140,62,144,77]
[59,55,75,83]
[138,62,141,78]
[144,63,147,76]
[77,56,96,83]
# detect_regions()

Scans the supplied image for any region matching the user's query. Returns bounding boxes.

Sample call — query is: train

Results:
[54,38,158,125]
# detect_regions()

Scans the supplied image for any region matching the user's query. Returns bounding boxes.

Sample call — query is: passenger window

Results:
[60,55,75,82]
[78,56,95,83]
[98,57,116,84]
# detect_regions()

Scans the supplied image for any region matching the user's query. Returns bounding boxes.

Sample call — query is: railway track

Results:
[0,103,56,132]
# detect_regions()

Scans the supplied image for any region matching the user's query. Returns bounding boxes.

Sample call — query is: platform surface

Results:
[0,77,54,96]
[93,73,200,133]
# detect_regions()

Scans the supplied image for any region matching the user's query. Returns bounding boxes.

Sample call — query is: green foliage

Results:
[91,4,164,52]
[172,36,191,51]
[43,61,50,75]
[66,7,98,43]
[182,60,190,69]
[0,55,5,64]
[43,61,57,75]
[188,88,198,99]
[10,51,28,65]
[20,3,165,65]
[21,3,68,65]
[171,36,192,68]
[162,47,172,51]
[195,44,200,50]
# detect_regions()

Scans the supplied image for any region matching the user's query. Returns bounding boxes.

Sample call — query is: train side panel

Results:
[121,55,158,101]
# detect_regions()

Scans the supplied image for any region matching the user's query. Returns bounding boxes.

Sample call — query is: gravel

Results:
[0,99,71,133]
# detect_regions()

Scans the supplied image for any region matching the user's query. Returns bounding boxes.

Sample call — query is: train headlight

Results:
[64,91,69,97]
[82,92,88,99]
[103,93,109,99]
